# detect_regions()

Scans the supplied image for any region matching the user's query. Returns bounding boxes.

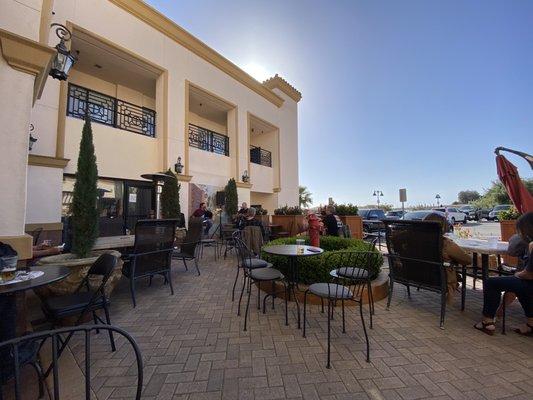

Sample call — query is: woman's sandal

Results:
[513,323,533,337]
[474,321,496,336]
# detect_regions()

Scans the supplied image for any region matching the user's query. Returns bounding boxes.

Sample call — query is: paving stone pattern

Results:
[68,248,533,399]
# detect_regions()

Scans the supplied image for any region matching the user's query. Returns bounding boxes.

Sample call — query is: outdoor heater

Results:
[140,173,176,219]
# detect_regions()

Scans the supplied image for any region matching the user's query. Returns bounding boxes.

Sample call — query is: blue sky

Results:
[148,0,532,207]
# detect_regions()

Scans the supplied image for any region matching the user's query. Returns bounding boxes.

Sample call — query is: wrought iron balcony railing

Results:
[67,84,156,137]
[188,124,229,156]
[250,145,272,167]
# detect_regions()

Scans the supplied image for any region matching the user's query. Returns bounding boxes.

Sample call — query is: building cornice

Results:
[176,174,193,182]
[28,154,70,168]
[108,0,285,108]
[236,182,253,189]
[263,74,302,102]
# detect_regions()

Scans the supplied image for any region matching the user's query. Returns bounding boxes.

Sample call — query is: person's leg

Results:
[512,279,533,334]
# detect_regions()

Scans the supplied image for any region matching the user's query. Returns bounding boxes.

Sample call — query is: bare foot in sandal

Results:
[474,320,496,336]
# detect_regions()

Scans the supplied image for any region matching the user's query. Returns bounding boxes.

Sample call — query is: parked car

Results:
[433,207,467,224]
[459,205,479,221]
[359,209,386,232]
[476,208,492,221]
[386,210,407,219]
[402,210,454,232]
[488,204,512,221]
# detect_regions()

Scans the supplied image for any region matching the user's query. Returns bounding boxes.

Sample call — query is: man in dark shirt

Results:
[192,203,213,235]
[238,202,249,215]
[323,206,342,236]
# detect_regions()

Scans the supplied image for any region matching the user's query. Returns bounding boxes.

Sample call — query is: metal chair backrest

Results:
[383,219,445,290]
[242,225,263,255]
[131,219,178,276]
[327,251,380,299]
[233,232,255,269]
[180,217,203,256]
[77,253,118,296]
[0,325,143,400]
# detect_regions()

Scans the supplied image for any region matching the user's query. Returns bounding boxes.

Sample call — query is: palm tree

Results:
[299,186,313,208]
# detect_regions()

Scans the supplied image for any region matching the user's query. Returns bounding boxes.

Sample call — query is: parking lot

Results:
[456,220,502,238]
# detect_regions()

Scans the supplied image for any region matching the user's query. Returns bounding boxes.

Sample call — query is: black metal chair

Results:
[0,325,143,400]
[383,219,467,328]
[303,251,374,368]
[233,234,287,331]
[173,217,203,275]
[122,219,178,307]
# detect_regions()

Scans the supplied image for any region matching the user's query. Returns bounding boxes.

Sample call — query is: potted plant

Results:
[335,203,363,239]
[499,206,521,265]
[224,178,238,221]
[272,205,305,236]
[37,117,122,298]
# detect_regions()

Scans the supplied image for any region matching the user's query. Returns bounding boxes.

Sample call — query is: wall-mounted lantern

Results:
[49,23,78,81]
[242,170,250,183]
[174,156,184,174]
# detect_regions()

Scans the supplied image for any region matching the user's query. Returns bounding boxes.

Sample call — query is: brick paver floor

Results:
[71,248,533,399]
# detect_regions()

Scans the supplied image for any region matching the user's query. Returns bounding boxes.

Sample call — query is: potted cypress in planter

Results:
[499,206,521,265]
[225,178,238,220]
[37,117,122,298]
[272,206,305,236]
[336,203,363,239]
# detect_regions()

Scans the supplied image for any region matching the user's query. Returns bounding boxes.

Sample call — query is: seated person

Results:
[237,207,265,238]
[323,206,343,236]
[423,213,471,298]
[192,202,213,235]
[475,212,533,335]
[238,202,249,215]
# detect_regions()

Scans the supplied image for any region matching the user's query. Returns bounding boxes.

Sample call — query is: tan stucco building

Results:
[0,0,301,251]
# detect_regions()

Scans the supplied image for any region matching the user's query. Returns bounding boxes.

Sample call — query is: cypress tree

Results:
[161,169,181,218]
[71,116,99,258]
[224,178,238,217]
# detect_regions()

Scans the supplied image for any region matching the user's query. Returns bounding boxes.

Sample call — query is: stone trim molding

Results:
[176,174,193,182]
[108,0,285,107]
[263,74,302,102]
[28,154,70,168]
[0,234,33,260]
[236,182,253,189]
[25,222,64,232]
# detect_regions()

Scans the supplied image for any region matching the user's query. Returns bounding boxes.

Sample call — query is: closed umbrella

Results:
[495,151,533,214]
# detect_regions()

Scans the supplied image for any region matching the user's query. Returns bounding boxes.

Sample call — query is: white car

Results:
[433,207,467,224]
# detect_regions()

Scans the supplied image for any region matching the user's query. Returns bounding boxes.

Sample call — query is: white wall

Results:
[250,163,273,193]
[26,166,63,223]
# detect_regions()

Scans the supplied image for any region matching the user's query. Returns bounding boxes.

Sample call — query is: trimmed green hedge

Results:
[261,236,383,284]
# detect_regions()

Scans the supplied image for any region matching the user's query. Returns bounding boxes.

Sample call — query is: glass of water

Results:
[296,239,305,254]
[0,255,18,283]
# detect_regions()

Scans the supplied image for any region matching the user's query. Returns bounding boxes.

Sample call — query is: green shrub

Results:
[261,236,383,284]
[499,206,520,221]
[274,205,303,215]
[335,203,358,215]
[224,178,238,217]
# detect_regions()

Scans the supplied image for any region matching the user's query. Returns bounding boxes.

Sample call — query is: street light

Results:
[49,23,78,81]
[373,190,383,208]
[435,194,441,207]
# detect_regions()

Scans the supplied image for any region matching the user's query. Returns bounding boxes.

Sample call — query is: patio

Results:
[49,247,533,400]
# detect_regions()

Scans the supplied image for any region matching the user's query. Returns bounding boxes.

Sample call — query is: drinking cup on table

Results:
[0,255,18,282]
[296,239,305,254]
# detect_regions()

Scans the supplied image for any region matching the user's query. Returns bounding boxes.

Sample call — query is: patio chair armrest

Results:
[387,254,445,268]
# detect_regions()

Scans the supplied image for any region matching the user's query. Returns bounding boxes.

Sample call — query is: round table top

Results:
[0,265,70,295]
[262,244,324,257]
[451,237,509,256]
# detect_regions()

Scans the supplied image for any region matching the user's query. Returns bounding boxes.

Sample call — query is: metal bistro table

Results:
[451,237,509,288]
[0,265,71,341]
[262,244,324,328]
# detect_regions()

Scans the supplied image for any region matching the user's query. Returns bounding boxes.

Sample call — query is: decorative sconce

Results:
[174,156,184,174]
[242,170,250,183]
[29,124,37,151]
[49,23,78,81]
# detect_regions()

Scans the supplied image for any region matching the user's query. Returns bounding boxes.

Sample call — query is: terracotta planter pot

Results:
[35,250,123,299]
[500,220,517,266]
[339,215,363,239]
[271,215,306,236]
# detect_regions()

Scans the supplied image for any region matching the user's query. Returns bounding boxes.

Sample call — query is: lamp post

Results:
[373,190,383,208]
[49,23,78,81]
[174,156,184,174]
[435,194,441,207]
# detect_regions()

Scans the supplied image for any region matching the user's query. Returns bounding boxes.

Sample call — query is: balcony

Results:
[188,124,229,156]
[250,146,272,167]
[67,84,156,137]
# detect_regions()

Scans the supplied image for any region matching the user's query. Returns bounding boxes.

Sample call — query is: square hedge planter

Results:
[339,215,363,239]
[271,215,306,236]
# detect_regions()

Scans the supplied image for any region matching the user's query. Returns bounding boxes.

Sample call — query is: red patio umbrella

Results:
[495,147,533,214]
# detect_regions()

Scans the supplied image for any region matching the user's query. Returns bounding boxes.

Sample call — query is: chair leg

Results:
[406,285,411,298]
[440,290,446,329]
[461,265,467,311]
[359,300,370,363]
[129,277,137,308]
[238,274,247,316]
[321,297,324,313]
[149,275,153,286]
[182,258,188,271]
[327,299,332,369]
[367,281,373,329]
[92,312,99,333]
[341,299,346,334]
[29,361,45,399]
[386,278,394,310]
[502,293,506,335]
[257,281,261,310]
[194,257,200,276]
[103,303,116,352]
[232,267,240,301]
[272,280,276,310]
[303,290,308,337]
[167,270,174,296]
[284,282,289,326]
[244,278,253,332]
[292,285,301,329]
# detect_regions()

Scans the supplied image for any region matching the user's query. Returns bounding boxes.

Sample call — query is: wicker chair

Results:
[383,219,467,328]
[122,219,178,307]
